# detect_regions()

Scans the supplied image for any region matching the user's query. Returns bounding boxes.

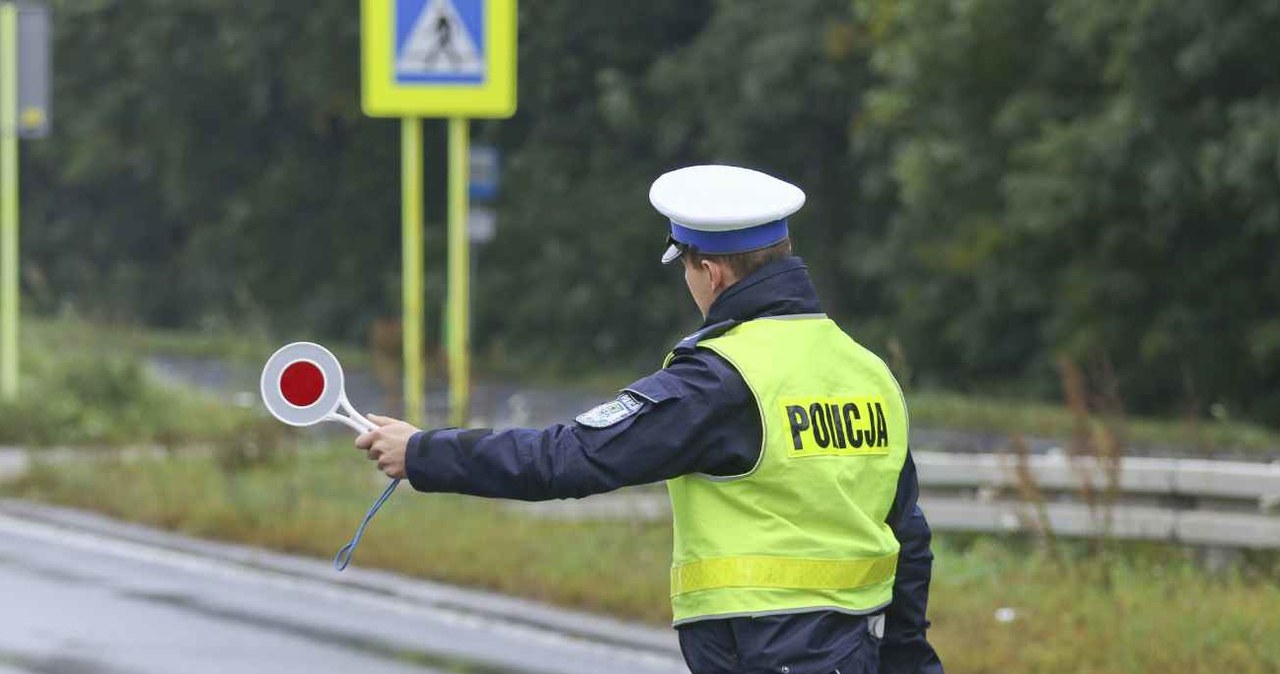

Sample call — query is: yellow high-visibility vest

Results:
[665,316,909,625]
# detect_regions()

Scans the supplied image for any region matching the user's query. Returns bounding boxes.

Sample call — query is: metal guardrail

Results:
[511,451,1280,548]
[914,451,1280,548]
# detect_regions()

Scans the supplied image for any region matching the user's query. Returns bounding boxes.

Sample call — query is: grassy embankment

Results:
[17,314,1279,455]
[907,390,1279,457]
[4,316,1280,672]
[0,318,276,448]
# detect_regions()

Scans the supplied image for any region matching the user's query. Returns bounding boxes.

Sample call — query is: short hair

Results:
[682,238,793,280]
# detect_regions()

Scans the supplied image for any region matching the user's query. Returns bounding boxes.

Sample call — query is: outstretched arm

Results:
[356,353,758,500]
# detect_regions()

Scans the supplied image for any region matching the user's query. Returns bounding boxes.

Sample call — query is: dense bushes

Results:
[21,0,1280,424]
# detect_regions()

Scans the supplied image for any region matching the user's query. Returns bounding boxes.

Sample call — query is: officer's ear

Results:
[701,258,734,293]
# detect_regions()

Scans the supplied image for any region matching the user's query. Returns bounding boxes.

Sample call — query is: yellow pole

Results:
[0,3,18,400]
[401,117,424,425]
[447,117,470,426]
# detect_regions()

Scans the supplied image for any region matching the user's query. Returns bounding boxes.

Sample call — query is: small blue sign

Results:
[469,145,500,201]
[394,0,486,86]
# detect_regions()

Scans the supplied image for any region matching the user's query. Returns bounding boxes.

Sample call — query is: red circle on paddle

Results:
[280,361,325,407]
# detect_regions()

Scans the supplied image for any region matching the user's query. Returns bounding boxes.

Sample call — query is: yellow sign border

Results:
[361,0,517,118]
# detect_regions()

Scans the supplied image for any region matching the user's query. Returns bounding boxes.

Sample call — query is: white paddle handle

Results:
[325,394,377,434]
[325,412,375,434]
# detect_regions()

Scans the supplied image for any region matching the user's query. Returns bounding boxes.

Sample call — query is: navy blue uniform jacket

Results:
[406,257,943,674]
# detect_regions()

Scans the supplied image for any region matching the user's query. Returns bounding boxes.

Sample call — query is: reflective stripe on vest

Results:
[670,552,899,596]
[665,316,909,625]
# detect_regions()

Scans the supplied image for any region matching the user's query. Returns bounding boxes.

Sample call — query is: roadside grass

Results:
[9,446,1279,673]
[21,315,1280,455]
[908,390,1280,456]
[0,322,281,449]
[23,315,371,368]
[926,536,1279,673]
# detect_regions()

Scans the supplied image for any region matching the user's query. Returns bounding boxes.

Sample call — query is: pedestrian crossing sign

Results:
[362,0,517,118]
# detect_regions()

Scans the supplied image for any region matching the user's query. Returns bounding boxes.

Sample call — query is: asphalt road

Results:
[0,508,686,674]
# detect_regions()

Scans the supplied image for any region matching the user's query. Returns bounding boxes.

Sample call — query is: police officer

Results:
[358,165,943,674]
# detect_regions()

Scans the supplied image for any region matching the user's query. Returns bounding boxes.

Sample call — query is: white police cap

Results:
[650,165,806,264]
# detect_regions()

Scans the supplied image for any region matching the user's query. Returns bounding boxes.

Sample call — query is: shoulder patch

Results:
[575,392,645,428]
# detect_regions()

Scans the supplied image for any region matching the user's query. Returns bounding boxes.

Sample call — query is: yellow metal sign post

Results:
[446,116,470,425]
[0,1,50,401]
[362,0,516,426]
[400,116,424,423]
[0,3,17,400]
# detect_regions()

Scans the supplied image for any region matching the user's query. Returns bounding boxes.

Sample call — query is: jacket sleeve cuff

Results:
[405,428,458,492]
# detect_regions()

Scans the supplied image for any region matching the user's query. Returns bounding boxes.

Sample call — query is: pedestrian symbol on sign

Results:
[396,0,485,84]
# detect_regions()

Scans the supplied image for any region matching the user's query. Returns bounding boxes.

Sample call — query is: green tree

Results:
[470,0,713,371]
[647,0,888,323]
[474,0,884,371]
[26,1,411,338]
[19,0,1280,425]
[867,0,1280,419]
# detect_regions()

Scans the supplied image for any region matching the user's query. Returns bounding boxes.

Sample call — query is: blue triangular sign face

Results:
[395,0,485,84]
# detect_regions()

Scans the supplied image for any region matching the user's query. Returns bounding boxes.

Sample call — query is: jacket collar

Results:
[702,256,823,327]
